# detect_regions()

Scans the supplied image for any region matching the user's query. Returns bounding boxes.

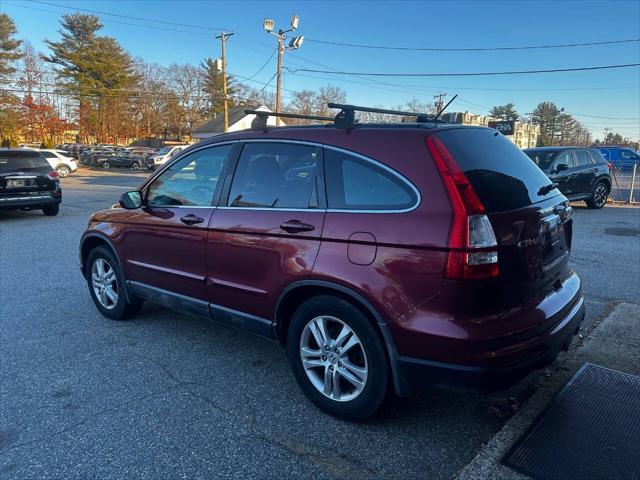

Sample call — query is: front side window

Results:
[42,152,57,158]
[324,148,417,210]
[146,145,232,206]
[227,143,319,209]
[552,151,574,170]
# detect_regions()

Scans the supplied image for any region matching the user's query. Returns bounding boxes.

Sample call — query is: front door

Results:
[549,150,577,196]
[121,144,235,301]
[572,149,598,195]
[207,141,325,323]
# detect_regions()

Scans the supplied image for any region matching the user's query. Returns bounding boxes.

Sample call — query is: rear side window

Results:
[436,128,557,212]
[574,150,593,166]
[588,150,606,164]
[324,148,417,211]
[0,151,49,172]
[227,143,319,209]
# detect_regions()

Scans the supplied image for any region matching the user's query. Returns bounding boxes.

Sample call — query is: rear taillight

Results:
[426,135,499,280]
[47,171,59,180]
[607,162,613,171]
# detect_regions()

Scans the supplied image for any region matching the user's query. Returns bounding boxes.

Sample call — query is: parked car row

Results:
[80,122,585,420]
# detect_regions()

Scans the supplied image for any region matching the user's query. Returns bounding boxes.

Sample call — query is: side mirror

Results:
[119,191,142,209]
[555,163,569,172]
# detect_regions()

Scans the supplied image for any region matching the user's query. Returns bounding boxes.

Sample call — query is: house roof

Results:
[191,108,249,134]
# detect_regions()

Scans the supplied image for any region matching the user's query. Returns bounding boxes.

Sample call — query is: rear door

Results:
[120,144,236,301]
[206,141,325,321]
[572,149,598,195]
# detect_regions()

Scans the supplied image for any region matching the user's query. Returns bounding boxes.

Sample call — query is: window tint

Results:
[436,129,557,212]
[147,145,231,206]
[574,150,593,166]
[324,148,416,210]
[0,151,49,172]
[553,151,574,169]
[227,143,319,209]
[41,152,57,158]
[588,150,606,164]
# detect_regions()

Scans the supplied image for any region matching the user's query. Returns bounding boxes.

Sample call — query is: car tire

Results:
[42,204,59,216]
[103,161,111,169]
[586,181,609,209]
[86,246,143,320]
[287,295,388,421]
[131,161,140,169]
[56,165,71,177]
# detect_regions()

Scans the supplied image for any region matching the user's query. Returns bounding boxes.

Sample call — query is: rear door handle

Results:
[180,214,204,226]
[280,220,315,233]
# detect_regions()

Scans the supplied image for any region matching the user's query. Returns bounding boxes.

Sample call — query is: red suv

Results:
[80,114,584,420]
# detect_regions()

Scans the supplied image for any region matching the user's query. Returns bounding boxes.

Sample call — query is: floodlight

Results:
[263,18,275,33]
[290,14,300,31]
[289,36,304,49]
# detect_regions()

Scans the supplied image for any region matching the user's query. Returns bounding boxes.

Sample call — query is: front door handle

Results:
[280,220,315,233]
[180,214,204,226]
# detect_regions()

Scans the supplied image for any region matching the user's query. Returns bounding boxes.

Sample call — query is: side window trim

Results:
[323,145,421,213]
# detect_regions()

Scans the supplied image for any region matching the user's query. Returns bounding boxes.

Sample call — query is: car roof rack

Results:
[246,110,335,130]
[246,95,457,129]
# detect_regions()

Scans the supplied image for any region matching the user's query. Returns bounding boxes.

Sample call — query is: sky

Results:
[3,0,640,140]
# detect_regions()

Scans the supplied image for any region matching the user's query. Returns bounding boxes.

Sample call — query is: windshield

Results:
[158,147,172,154]
[524,150,559,171]
[0,151,49,172]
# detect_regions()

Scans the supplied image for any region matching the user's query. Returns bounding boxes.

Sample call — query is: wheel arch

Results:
[275,280,412,396]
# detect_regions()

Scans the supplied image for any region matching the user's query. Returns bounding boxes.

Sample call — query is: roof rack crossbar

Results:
[327,102,445,125]
[245,109,334,129]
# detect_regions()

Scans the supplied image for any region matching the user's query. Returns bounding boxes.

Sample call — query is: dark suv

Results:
[1,149,62,216]
[80,120,584,419]
[524,147,611,209]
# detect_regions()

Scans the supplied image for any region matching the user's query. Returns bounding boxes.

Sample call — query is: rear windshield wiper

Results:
[538,183,559,196]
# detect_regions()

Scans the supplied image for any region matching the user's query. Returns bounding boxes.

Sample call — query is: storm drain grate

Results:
[503,363,640,480]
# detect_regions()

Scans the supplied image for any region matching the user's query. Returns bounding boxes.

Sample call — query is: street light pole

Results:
[276,30,284,126]
[263,15,303,127]
[215,31,234,132]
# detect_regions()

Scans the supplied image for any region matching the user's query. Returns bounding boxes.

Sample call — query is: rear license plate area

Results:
[5,177,36,188]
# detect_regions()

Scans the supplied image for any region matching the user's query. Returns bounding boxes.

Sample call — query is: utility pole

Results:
[215,32,234,132]
[263,15,304,126]
[433,92,447,113]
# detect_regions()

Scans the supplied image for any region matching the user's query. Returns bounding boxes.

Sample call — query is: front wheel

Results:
[131,161,140,169]
[586,181,609,209]
[102,161,111,169]
[287,295,388,421]
[86,246,142,320]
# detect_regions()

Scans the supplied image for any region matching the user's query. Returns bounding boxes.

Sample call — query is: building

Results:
[440,112,540,149]
[191,106,280,139]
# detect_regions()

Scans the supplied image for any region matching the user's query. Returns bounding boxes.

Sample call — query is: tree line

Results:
[0,12,637,149]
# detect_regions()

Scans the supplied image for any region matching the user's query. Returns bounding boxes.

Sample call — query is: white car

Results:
[151,145,188,169]
[38,149,78,177]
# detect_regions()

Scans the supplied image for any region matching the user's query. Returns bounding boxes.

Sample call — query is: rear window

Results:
[436,128,558,212]
[0,151,49,172]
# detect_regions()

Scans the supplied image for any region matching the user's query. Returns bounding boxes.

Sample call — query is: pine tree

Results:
[43,13,137,142]
[0,13,23,144]
[490,103,518,121]
[200,57,236,118]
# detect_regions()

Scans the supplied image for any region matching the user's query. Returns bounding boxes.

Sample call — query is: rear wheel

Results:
[102,161,111,169]
[56,165,71,177]
[586,181,609,209]
[42,204,59,216]
[86,246,142,320]
[287,295,388,420]
[131,161,140,169]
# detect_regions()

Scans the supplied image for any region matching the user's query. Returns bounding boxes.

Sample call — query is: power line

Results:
[285,63,640,77]
[569,112,640,120]
[244,48,277,81]
[28,0,228,32]
[305,37,640,52]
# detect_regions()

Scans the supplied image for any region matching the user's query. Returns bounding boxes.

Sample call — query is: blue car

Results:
[595,146,640,172]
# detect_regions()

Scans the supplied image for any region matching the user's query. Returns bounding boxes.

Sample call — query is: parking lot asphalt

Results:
[1,168,639,480]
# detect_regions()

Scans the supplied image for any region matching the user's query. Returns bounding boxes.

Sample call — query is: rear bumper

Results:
[0,193,61,210]
[397,278,585,390]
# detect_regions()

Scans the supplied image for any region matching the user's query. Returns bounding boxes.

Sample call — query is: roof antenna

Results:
[433,94,458,121]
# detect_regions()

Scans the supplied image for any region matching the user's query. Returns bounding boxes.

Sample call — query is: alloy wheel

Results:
[57,166,70,177]
[91,258,118,310]
[299,316,368,402]
[594,184,608,207]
